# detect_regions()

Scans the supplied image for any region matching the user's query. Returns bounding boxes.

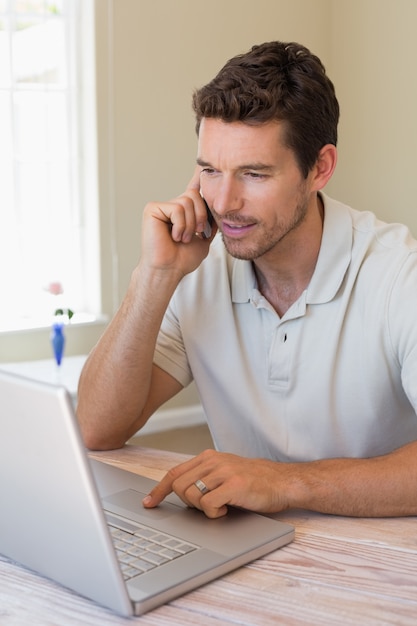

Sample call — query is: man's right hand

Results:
[141,168,217,279]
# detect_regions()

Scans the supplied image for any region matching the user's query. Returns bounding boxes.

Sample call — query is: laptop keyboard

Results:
[105,512,199,580]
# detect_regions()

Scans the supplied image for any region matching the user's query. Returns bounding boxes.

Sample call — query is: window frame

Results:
[0,0,101,334]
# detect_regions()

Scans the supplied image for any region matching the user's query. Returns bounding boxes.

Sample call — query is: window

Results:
[0,0,99,331]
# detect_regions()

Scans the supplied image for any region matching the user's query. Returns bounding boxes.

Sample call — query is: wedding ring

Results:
[194,479,209,495]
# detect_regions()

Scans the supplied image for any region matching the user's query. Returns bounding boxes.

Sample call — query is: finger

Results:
[168,196,198,243]
[200,497,229,519]
[142,455,205,508]
[166,194,207,244]
[142,472,175,509]
[171,168,216,241]
[187,166,215,235]
[171,191,215,243]
[185,167,214,235]
[190,194,217,240]
[185,479,229,518]
[186,165,202,192]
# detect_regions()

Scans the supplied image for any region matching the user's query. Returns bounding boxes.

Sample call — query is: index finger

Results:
[186,165,202,193]
[142,474,175,509]
[142,455,202,508]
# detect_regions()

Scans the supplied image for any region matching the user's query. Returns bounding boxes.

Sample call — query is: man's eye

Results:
[247,171,267,179]
[201,168,216,175]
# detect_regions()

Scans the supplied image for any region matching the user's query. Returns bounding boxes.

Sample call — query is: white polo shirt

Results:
[154,194,417,462]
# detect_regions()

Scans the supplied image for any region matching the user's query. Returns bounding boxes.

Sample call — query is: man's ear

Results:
[311,144,338,191]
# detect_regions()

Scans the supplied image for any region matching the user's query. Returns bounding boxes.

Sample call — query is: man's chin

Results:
[221,234,266,261]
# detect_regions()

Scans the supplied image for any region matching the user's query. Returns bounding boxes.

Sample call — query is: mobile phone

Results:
[202,198,213,239]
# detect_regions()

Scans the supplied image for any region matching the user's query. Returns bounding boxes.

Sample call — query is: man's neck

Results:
[253,195,324,317]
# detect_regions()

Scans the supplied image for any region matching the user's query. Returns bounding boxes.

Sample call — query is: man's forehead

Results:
[197,118,289,167]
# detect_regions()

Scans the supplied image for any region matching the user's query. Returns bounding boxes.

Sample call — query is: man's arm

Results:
[76,264,184,450]
[143,440,417,517]
[77,170,216,450]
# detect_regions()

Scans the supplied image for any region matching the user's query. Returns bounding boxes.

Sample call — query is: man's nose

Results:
[213,180,243,216]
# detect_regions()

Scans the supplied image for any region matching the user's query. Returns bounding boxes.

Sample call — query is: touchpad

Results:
[103,488,181,521]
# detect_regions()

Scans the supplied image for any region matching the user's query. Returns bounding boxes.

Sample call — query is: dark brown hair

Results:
[192,41,339,178]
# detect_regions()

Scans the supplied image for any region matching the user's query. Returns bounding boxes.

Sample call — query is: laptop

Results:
[0,369,294,616]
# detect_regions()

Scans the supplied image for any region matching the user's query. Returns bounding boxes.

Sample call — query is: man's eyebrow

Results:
[196,158,212,167]
[239,163,275,172]
[196,158,275,172]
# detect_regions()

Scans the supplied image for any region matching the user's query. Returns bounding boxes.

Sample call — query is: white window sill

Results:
[0,354,205,436]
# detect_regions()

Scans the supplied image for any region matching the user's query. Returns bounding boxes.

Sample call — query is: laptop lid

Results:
[0,369,294,616]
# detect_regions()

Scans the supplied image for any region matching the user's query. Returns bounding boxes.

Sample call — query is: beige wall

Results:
[2,0,417,408]
[327,0,417,231]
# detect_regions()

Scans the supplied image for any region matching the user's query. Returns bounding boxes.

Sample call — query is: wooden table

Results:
[1,445,416,625]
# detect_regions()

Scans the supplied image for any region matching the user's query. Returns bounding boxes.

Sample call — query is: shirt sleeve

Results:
[388,250,417,413]
[153,296,193,388]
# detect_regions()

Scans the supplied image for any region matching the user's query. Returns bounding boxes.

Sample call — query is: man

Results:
[77,41,417,518]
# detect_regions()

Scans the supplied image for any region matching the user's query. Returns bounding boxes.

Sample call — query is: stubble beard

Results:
[220,192,310,261]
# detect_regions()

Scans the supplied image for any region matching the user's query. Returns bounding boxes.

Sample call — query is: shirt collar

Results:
[231,193,352,305]
[306,193,352,304]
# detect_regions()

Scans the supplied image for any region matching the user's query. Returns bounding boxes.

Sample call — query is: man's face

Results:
[197,118,316,262]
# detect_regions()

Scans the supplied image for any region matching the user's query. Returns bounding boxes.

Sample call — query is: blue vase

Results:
[51,323,65,366]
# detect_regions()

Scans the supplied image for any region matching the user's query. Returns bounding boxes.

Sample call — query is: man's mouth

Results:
[221,221,256,237]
